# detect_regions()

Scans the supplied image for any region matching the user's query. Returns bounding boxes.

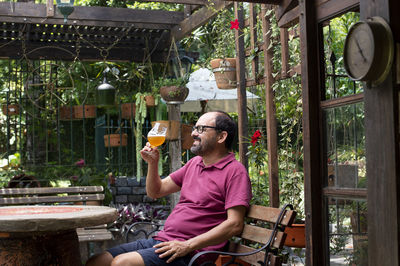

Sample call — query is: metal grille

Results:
[0,59,148,187]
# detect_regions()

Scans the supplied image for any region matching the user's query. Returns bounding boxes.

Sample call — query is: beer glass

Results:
[147,122,167,148]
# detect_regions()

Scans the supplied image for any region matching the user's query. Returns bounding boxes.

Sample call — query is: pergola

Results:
[1,0,400,265]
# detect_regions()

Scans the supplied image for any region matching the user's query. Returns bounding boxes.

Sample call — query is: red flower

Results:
[75,159,85,168]
[251,130,261,146]
[230,19,239,30]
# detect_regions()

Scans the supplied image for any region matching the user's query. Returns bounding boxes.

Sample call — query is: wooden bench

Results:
[188,204,297,266]
[124,204,296,266]
[0,186,113,243]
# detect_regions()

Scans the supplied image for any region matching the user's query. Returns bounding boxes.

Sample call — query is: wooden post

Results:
[298,0,326,264]
[249,4,259,82]
[360,0,400,265]
[234,2,249,170]
[261,5,279,208]
[168,104,181,208]
[280,28,289,79]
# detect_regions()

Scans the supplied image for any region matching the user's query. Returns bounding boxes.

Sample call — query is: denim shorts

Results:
[107,238,192,266]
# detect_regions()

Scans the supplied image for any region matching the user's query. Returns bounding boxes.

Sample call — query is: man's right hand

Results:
[140,142,160,164]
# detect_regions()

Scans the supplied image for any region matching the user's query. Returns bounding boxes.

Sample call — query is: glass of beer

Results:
[147,122,167,148]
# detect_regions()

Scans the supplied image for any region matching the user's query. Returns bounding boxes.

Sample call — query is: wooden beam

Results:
[235,2,248,170]
[136,0,207,5]
[299,0,326,263]
[323,188,367,200]
[0,2,183,28]
[46,0,54,17]
[275,0,298,21]
[170,0,232,41]
[277,5,299,28]
[225,0,281,4]
[261,5,279,208]
[316,0,359,22]
[0,42,168,62]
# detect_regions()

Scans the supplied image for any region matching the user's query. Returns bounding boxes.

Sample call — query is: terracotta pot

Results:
[210,58,237,89]
[181,124,194,150]
[59,106,75,120]
[284,223,305,248]
[145,95,156,107]
[2,104,19,116]
[160,86,189,104]
[121,103,136,119]
[151,121,180,140]
[104,133,128,147]
[73,105,96,119]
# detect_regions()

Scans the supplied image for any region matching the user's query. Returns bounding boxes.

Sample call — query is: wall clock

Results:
[343,16,394,85]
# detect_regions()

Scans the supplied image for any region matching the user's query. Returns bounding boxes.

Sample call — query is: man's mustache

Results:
[193,136,201,141]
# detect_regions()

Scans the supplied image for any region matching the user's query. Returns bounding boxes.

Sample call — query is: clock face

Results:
[344,22,374,80]
[343,17,394,84]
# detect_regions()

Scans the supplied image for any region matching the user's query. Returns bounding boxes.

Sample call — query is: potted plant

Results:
[109,203,169,239]
[74,104,96,119]
[1,91,20,116]
[59,105,75,120]
[2,103,20,116]
[155,77,189,104]
[104,133,128,147]
[284,222,306,248]
[209,9,238,89]
[72,90,96,119]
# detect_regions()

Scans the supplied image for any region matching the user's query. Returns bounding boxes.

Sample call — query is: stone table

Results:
[0,205,118,266]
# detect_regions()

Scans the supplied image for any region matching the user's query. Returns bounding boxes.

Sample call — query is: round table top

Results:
[0,205,118,232]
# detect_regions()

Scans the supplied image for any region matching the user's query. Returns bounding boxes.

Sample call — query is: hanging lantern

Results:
[56,0,75,23]
[97,73,115,107]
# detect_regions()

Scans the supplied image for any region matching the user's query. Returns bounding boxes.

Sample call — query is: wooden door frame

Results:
[360,0,400,264]
[301,0,400,264]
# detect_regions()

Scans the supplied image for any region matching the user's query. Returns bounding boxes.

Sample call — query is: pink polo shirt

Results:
[154,153,252,253]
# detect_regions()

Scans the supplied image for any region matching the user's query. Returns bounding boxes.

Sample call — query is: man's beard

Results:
[190,136,215,156]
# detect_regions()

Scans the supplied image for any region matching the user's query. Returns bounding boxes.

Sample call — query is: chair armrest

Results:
[188,244,270,266]
[124,221,164,242]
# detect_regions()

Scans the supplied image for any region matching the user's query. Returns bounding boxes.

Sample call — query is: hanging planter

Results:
[160,85,189,104]
[121,103,136,119]
[210,58,237,89]
[104,133,128,147]
[96,74,116,107]
[145,95,156,107]
[73,105,96,119]
[2,104,20,116]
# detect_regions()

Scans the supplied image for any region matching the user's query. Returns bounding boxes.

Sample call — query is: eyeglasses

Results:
[192,125,219,134]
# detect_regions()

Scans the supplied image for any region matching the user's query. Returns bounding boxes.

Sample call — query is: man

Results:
[87,111,252,266]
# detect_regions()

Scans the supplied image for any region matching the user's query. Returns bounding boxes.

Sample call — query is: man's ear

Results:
[217,131,228,144]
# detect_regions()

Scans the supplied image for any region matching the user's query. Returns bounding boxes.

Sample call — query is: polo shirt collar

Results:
[198,152,235,169]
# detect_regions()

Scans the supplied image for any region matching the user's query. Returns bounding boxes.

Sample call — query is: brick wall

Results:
[111,176,167,205]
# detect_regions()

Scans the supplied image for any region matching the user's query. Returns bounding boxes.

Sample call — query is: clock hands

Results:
[355,38,367,62]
